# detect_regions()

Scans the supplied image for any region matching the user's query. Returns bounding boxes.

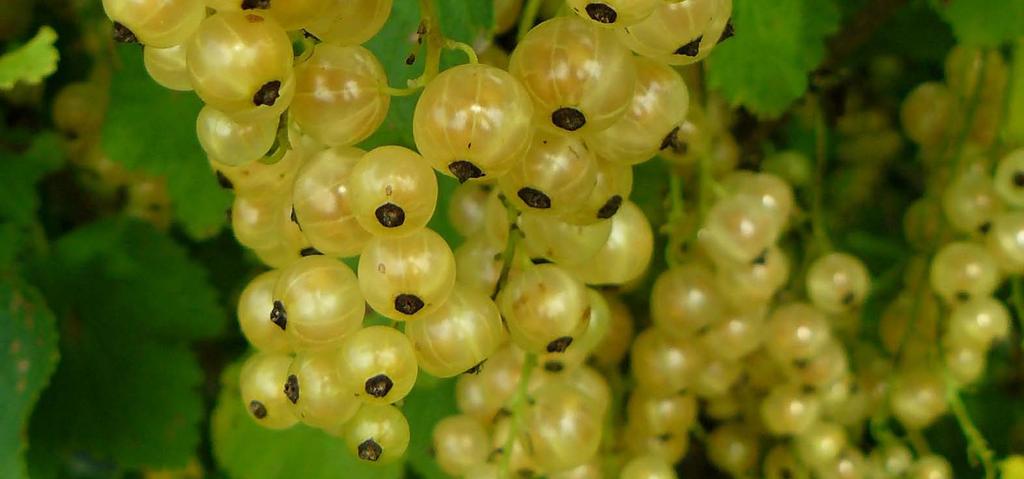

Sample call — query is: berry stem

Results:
[516,0,543,43]
[499,352,537,477]
[444,39,479,64]
[946,51,988,175]
[907,429,931,456]
[662,173,685,267]
[259,112,292,165]
[383,0,469,97]
[946,375,997,479]
[1011,277,1024,350]
[809,95,833,254]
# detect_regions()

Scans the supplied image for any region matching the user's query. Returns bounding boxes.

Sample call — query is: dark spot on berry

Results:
[225,207,233,223]
[375,203,406,227]
[597,195,623,219]
[301,29,321,42]
[405,53,417,65]
[516,469,533,478]
[215,170,233,190]
[1014,171,1024,188]
[244,13,264,23]
[675,36,702,56]
[544,360,564,372]
[358,439,383,462]
[531,257,552,265]
[300,247,322,257]
[249,400,267,419]
[253,81,282,107]
[551,107,586,131]
[793,358,810,369]
[842,292,856,306]
[660,126,680,151]
[290,207,301,229]
[395,294,425,315]
[449,161,485,183]
[718,20,735,44]
[978,221,992,234]
[464,361,485,375]
[546,336,573,353]
[752,250,768,266]
[781,470,794,479]
[364,374,394,398]
[488,448,503,461]
[585,3,617,23]
[801,383,817,394]
[496,408,512,418]
[112,22,138,44]
[955,291,970,302]
[270,300,287,330]
[284,374,299,404]
[517,187,551,209]
[241,0,269,8]
[656,433,673,442]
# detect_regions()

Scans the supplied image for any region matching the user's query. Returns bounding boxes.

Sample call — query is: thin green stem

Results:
[499,353,537,477]
[1011,277,1024,349]
[810,95,833,254]
[382,0,451,97]
[259,113,292,165]
[516,0,543,43]
[444,39,479,64]
[662,173,685,267]
[947,52,987,175]
[946,376,997,479]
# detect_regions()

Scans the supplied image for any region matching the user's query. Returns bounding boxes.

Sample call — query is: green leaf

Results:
[0,132,63,225]
[707,0,840,117]
[26,219,226,470]
[436,0,494,44]
[1006,39,1024,144]
[102,44,231,239]
[0,276,59,479]
[0,27,59,90]
[403,375,458,479]
[932,0,1024,47]
[211,360,404,479]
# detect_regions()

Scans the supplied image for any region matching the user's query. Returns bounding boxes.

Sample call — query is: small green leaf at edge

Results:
[933,0,1024,48]
[0,276,59,479]
[211,359,403,479]
[0,27,59,90]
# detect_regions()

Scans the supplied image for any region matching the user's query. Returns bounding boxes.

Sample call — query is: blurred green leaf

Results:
[708,0,840,117]
[404,375,458,479]
[1007,39,1024,144]
[102,45,231,239]
[211,360,404,479]
[27,219,226,471]
[932,0,1024,48]
[0,27,59,90]
[0,132,62,225]
[0,276,59,479]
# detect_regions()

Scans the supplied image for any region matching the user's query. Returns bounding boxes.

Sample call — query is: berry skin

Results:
[291,146,373,257]
[404,288,506,378]
[617,0,733,65]
[103,0,205,48]
[498,263,590,354]
[432,415,490,476]
[519,213,612,266]
[806,252,871,314]
[305,0,393,46]
[358,228,456,321]
[630,327,705,395]
[197,105,279,167]
[509,16,637,135]
[291,44,390,147]
[499,130,598,217]
[143,44,191,91]
[414,63,534,182]
[621,454,678,479]
[187,12,295,119]
[237,271,290,353]
[650,263,725,338]
[527,382,603,472]
[900,82,956,148]
[348,146,438,236]
[568,200,654,285]
[343,403,410,463]
[337,326,418,404]
[993,149,1024,208]
[585,56,689,166]
[286,350,360,429]
[240,352,299,429]
[273,256,365,350]
[929,241,1001,304]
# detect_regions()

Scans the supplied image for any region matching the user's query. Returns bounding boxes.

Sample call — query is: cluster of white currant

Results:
[887,46,1015,428]
[100,0,741,472]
